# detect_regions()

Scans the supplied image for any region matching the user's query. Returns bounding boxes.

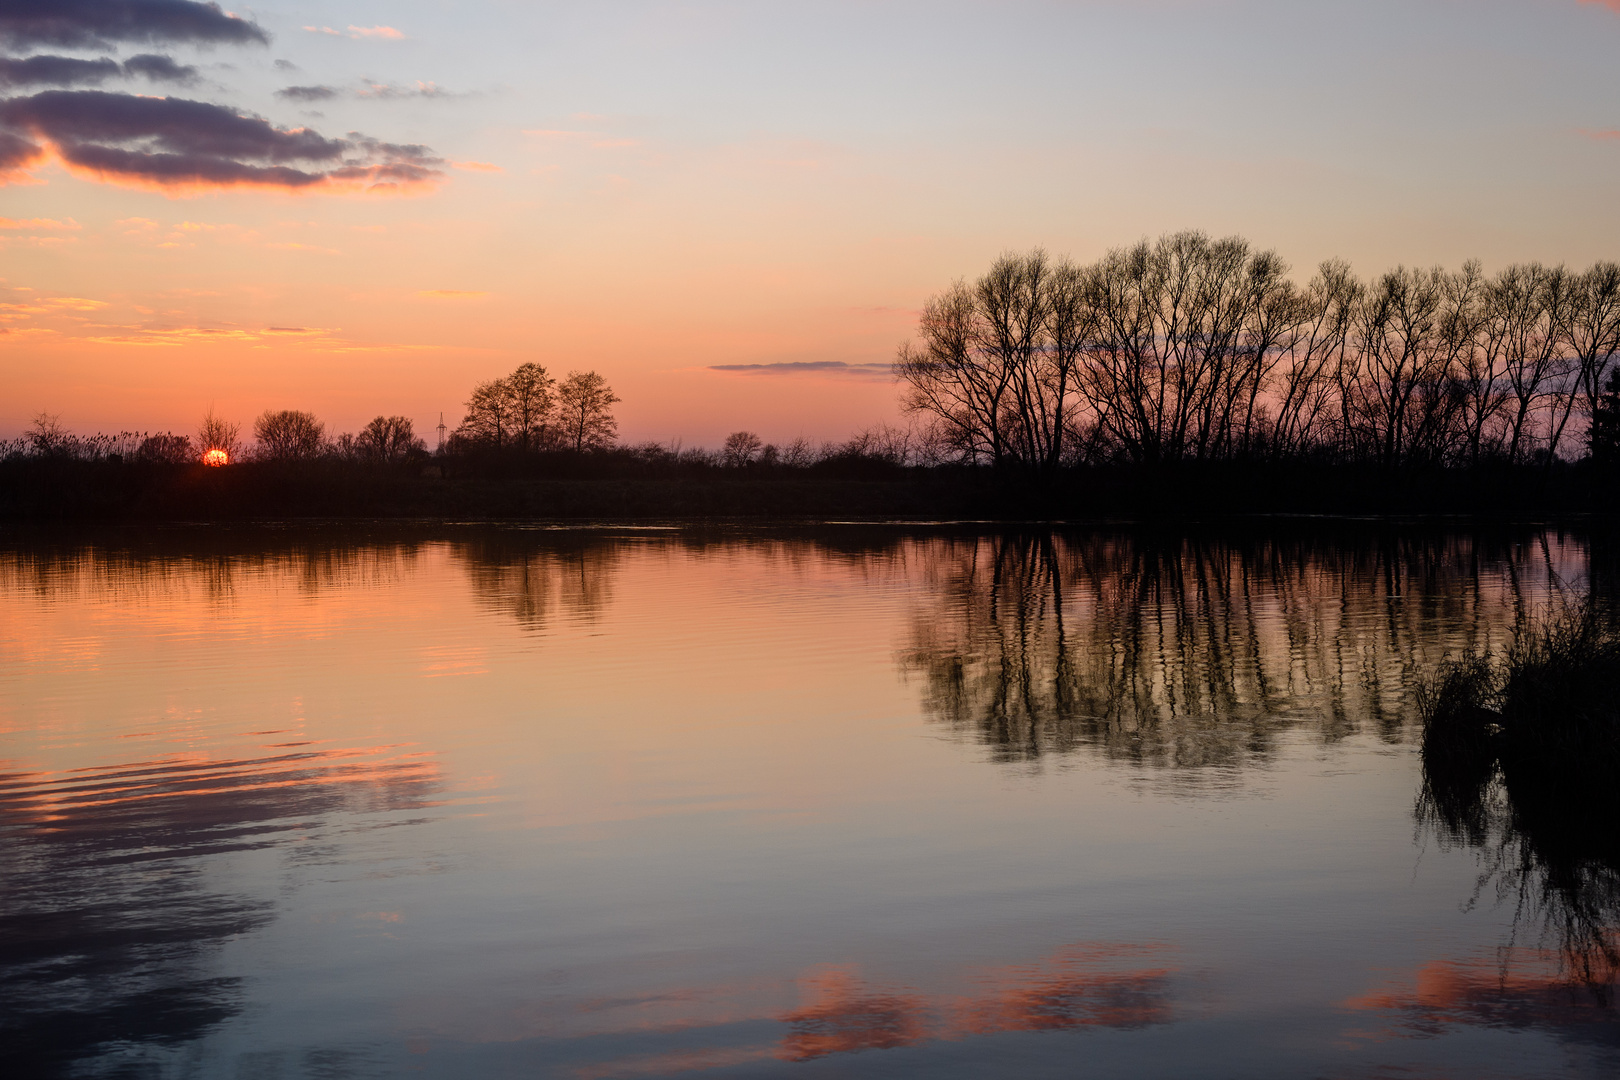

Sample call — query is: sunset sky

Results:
[3,0,1620,446]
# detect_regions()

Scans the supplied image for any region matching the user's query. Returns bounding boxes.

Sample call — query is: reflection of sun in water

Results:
[202,448,229,466]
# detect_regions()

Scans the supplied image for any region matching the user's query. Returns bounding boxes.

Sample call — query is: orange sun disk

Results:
[202,449,230,466]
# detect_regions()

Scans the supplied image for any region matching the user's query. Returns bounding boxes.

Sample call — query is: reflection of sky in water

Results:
[0,527,1614,1078]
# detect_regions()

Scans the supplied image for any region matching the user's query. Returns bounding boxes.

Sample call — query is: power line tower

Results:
[435,412,447,454]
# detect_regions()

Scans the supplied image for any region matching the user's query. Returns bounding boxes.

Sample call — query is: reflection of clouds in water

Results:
[475,943,1179,1079]
[900,530,1581,769]
[1344,950,1620,1050]
[0,743,443,1077]
[782,944,1175,1061]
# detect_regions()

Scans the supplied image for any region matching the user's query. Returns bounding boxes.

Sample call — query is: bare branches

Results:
[897,235,1620,471]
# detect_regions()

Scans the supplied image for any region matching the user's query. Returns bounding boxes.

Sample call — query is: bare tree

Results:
[895,280,1010,466]
[896,249,1091,477]
[1551,262,1620,460]
[780,436,817,468]
[253,409,325,461]
[455,378,514,449]
[1493,264,1573,464]
[555,370,619,452]
[356,416,425,463]
[197,408,240,462]
[507,363,556,451]
[722,431,763,467]
[1269,261,1359,460]
[1079,232,1293,464]
[26,411,69,455]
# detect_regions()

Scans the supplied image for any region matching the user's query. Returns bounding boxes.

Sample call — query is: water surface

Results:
[2,525,1614,1078]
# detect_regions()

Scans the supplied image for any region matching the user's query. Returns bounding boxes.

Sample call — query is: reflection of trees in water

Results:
[0,529,426,607]
[0,745,442,1077]
[900,530,1580,767]
[1422,776,1620,1006]
[0,527,628,633]
[452,533,620,629]
[1418,620,1620,1004]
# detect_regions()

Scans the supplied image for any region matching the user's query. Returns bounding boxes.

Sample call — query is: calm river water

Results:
[2,524,1616,1079]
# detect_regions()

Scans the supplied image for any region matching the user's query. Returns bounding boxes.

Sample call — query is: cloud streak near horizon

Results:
[710,361,894,379]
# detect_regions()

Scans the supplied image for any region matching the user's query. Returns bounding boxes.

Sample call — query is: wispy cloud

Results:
[304,25,406,41]
[277,80,457,103]
[708,361,894,379]
[276,84,339,102]
[451,160,502,173]
[0,216,78,229]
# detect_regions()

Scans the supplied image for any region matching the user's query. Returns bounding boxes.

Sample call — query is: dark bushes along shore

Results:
[1419,602,1620,998]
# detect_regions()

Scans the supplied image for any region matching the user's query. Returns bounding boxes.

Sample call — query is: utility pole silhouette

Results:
[436,412,447,454]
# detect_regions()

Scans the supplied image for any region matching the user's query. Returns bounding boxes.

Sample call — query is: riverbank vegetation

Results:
[1419,602,1620,998]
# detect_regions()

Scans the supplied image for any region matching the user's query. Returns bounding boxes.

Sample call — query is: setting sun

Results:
[202,449,229,467]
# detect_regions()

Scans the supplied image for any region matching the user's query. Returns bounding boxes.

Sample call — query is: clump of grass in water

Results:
[1418,601,1620,1001]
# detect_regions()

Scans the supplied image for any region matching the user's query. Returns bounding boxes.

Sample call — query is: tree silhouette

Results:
[252,410,324,461]
[555,370,620,451]
[722,430,763,467]
[355,416,425,463]
[196,408,240,461]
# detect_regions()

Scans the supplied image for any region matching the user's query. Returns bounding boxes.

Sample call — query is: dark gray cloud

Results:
[273,58,297,71]
[0,53,120,86]
[709,361,895,377]
[275,84,337,102]
[0,1,268,50]
[0,52,197,86]
[0,89,443,190]
[277,80,458,103]
[122,52,197,83]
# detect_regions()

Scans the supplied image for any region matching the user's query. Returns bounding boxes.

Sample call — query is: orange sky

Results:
[5,1,1620,445]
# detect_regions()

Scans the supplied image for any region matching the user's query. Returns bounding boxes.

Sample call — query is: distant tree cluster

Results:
[696,424,921,471]
[240,410,426,464]
[451,363,620,453]
[896,233,1620,477]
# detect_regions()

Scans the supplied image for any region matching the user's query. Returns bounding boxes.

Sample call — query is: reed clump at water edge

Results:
[1419,601,1620,998]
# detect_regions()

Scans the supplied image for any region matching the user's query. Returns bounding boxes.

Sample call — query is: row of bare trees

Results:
[896,233,1620,477]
